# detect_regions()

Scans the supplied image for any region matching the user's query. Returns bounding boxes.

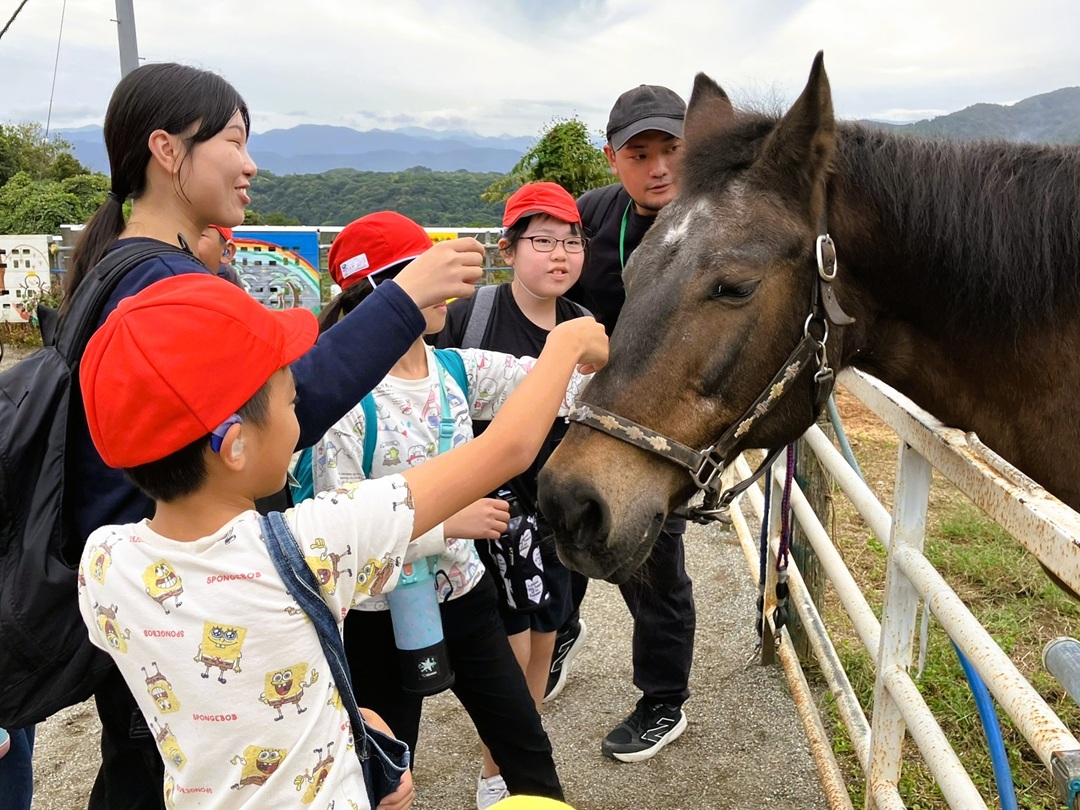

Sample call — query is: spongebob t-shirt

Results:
[77,475,414,809]
[313,344,587,611]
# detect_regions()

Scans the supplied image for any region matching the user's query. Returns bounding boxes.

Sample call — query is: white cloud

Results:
[1,0,1076,136]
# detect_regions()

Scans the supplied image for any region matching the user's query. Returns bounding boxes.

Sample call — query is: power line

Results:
[44,0,67,139]
[0,0,31,42]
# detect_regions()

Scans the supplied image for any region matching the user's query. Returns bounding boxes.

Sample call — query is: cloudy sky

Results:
[2,0,1078,138]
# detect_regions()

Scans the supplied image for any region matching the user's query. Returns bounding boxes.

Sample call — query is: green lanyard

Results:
[619,200,632,270]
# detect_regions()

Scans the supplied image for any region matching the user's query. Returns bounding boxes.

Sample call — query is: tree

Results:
[0,170,109,234]
[0,123,87,186]
[481,117,612,202]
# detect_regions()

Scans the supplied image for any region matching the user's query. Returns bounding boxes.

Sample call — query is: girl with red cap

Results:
[434,182,591,713]
[307,211,588,808]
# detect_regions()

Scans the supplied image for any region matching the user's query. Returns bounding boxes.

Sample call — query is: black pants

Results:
[344,574,563,800]
[568,529,696,706]
[89,667,164,810]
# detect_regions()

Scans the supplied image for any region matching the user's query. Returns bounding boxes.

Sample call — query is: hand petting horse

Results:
[539,53,1080,594]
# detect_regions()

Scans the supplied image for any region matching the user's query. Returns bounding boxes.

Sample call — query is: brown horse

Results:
[538,53,1080,584]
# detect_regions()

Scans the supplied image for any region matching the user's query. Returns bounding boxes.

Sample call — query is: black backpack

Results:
[0,241,186,727]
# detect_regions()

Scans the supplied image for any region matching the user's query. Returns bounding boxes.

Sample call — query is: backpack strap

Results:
[433,349,468,395]
[54,242,190,362]
[290,447,315,502]
[360,394,378,478]
[460,284,497,350]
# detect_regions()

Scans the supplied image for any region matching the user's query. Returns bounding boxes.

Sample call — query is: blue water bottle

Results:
[386,555,455,695]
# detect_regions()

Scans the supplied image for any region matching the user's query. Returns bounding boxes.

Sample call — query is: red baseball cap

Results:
[502,182,581,228]
[80,274,317,468]
[209,225,233,241]
[328,211,434,290]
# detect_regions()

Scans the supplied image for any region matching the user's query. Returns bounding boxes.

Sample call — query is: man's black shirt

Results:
[567,183,656,336]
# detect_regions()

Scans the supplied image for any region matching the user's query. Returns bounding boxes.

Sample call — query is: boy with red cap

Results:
[435,182,592,716]
[310,210,585,808]
[75,273,607,809]
[196,225,241,287]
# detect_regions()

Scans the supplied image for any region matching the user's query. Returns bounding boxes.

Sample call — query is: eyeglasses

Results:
[210,414,243,453]
[520,235,586,254]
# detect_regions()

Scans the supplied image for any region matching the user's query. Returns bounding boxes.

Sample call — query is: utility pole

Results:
[114,0,140,78]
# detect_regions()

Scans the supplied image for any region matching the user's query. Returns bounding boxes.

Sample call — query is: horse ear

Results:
[757,51,836,203]
[685,73,735,143]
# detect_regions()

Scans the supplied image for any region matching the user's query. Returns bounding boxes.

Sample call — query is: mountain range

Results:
[51,85,1080,178]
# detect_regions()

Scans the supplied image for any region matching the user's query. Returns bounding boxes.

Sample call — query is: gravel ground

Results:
[4,343,830,810]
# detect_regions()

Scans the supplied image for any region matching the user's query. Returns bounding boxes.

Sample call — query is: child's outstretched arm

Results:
[402,318,607,539]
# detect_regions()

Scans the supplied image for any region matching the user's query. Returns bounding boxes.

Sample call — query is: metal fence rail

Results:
[727,368,1080,809]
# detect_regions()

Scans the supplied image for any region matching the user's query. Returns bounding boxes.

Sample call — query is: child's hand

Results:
[444,497,511,540]
[549,318,609,376]
[394,238,485,308]
[376,768,415,810]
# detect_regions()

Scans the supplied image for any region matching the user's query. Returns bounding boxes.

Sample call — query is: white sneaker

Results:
[476,772,510,809]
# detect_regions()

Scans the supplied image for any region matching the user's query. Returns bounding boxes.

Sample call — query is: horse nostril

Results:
[573,494,608,550]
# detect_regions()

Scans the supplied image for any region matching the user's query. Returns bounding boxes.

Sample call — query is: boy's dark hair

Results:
[317,259,411,335]
[125,379,273,502]
[66,63,251,310]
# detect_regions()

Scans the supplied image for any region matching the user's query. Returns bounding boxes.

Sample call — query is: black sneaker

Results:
[543,617,588,703]
[601,699,687,762]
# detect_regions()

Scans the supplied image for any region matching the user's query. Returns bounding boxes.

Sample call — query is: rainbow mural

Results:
[230,235,321,311]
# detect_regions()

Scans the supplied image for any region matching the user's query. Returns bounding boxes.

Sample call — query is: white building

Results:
[0,235,54,323]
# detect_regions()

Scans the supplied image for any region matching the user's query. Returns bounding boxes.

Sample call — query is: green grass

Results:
[821,500,1080,809]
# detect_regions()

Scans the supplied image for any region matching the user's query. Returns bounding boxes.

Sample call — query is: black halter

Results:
[566,210,855,524]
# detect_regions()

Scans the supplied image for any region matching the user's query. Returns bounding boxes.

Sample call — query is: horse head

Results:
[540,53,863,583]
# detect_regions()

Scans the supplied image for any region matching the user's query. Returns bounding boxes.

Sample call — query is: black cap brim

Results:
[609,116,685,151]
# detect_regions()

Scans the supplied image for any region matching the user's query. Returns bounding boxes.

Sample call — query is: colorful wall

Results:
[230,229,321,311]
[0,235,52,323]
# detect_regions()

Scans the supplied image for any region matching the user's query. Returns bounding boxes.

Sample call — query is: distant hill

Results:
[247,167,505,227]
[51,123,530,175]
[859,87,1080,143]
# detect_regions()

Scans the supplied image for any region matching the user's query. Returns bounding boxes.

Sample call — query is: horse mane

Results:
[834,123,1080,328]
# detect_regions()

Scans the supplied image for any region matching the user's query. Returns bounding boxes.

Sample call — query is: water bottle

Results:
[386,556,454,695]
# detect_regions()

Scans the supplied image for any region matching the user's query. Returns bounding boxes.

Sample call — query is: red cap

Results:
[502,182,581,228]
[80,274,317,468]
[209,225,233,242]
[328,211,434,290]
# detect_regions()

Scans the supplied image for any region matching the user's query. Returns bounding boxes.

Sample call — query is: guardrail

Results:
[726,368,1080,809]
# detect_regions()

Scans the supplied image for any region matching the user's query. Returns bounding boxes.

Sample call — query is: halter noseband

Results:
[566,213,855,524]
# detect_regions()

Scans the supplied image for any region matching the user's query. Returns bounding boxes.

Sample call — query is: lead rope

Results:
[773,443,797,641]
[755,462,773,650]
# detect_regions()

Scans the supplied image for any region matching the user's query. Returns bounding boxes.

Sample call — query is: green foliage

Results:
[0,170,109,234]
[0,122,88,186]
[247,167,504,226]
[482,117,611,202]
[244,209,301,226]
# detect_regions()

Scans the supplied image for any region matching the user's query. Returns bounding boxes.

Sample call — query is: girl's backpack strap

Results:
[461,284,497,350]
[360,393,377,478]
[290,447,315,502]
[433,349,469,395]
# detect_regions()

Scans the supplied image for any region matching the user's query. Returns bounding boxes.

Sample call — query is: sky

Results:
[2,0,1078,139]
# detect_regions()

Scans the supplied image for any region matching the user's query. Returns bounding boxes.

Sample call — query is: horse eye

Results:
[711,281,759,300]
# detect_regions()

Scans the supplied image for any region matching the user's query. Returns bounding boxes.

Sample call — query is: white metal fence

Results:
[726,368,1080,810]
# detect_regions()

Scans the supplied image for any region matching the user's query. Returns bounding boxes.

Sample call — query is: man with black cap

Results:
[548,84,696,764]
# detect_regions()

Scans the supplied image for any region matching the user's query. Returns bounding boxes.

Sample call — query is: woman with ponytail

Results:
[61,63,485,809]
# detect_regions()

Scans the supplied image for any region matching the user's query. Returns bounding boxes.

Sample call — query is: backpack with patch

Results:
[0,241,187,727]
[290,349,470,501]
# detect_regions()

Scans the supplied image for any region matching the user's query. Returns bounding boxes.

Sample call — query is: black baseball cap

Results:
[606,84,686,150]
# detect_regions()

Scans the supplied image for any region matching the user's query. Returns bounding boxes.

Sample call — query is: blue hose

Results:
[826,394,863,478]
[952,642,1018,810]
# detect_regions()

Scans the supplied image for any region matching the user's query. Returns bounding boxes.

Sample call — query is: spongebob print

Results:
[142,559,183,614]
[94,602,131,653]
[88,536,119,583]
[259,663,319,720]
[355,553,398,597]
[150,716,187,770]
[231,745,288,790]
[194,621,247,682]
[293,742,335,804]
[141,662,180,714]
[305,539,352,596]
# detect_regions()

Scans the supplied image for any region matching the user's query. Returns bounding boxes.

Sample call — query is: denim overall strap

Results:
[260,512,409,803]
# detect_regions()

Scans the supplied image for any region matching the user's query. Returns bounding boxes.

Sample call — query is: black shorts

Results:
[479,533,573,635]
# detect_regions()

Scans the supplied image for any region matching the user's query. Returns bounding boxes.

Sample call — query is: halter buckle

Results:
[690,447,726,491]
[816,234,838,281]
